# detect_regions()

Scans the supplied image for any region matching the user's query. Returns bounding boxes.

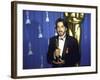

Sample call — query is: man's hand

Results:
[54,48,60,57]
[53,60,65,64]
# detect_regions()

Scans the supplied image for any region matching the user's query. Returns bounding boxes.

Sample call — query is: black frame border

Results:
[11,1,98,79]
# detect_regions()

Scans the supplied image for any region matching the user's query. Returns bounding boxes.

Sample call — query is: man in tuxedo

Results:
[47,18,80,67]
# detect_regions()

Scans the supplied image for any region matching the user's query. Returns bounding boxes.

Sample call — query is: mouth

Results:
[58,31,63,34]
[58,31,64,36]
[58,31,63,33]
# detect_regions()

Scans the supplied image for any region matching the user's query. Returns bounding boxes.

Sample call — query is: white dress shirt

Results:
[58,35,66,57]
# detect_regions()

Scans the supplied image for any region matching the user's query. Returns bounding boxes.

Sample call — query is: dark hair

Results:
[55,18,68,29]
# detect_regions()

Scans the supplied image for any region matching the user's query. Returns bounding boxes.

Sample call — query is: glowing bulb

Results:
[41,56,43,68]
[28,42,33,55]
[26,18,31,24]
[46,11,49,22]
[25,11,31,24]
[38,25,43,38]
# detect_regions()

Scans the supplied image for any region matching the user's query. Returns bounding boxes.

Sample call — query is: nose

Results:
[58,28,62,31]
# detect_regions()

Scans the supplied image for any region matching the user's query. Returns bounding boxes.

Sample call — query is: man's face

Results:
[56,21,66,37]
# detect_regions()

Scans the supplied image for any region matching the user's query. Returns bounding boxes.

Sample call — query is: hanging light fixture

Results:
[26,11,31,24]
[38,25,43,38]
[46,11,49,22]
[41,55,43,68]
[28,41,33,55]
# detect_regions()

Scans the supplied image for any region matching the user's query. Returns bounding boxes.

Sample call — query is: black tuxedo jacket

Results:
[47,35,80,67]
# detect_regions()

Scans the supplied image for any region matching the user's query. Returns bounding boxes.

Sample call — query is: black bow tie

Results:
[59,38,64,40]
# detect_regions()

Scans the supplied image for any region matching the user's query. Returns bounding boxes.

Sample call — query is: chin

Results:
[59,34,64,36]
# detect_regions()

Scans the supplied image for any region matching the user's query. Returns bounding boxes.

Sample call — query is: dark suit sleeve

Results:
[71,37,80,65]
[64,37,80,66]
[47,38,55,64]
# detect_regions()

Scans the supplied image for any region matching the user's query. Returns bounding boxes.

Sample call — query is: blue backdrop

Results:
[23,10,91,69]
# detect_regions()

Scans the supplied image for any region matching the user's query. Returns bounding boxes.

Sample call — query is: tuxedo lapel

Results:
[62,36,68,57]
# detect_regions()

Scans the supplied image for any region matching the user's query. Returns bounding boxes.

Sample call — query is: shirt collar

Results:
[59,33,66,40]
